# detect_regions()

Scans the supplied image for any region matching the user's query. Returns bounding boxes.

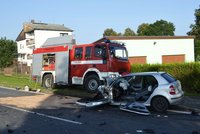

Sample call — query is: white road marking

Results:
[167,109,200,115]
[167,109,191,114]
[3,105,83,125]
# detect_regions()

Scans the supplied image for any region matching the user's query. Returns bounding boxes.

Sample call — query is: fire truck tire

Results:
[42,74,55,89]
[84,75,100,93]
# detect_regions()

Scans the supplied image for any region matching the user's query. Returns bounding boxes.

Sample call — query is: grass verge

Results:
[0,74,93,98]
[0,74,35,89]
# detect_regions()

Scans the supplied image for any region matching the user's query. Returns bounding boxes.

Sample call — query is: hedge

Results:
[131,62,200,94]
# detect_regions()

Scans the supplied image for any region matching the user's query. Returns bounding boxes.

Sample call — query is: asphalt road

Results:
[0,87,200,134]
[0,87,37,97]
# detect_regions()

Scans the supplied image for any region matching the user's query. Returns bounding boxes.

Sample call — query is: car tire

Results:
[151,96,169,113]
[84,75,100,93]
[42,74,54,89]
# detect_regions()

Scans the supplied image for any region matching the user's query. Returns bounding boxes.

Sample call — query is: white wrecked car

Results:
[77,72,184,114]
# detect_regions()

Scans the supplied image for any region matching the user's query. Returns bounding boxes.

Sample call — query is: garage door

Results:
[129,56,147,64]
[162,55,185,64]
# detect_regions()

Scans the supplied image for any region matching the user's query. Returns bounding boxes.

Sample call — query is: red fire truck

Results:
[32,36,131,92]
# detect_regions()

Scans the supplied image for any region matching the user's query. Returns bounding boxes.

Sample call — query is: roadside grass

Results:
[0,74,50,93]
[0,74,93,98]
[184,92,200,97]
[0,74,35,89]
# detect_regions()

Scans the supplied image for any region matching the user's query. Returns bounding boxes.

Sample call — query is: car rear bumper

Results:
[169,93,184,105]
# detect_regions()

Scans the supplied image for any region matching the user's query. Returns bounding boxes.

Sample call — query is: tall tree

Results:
[188,5,200,61]
[103,28,118,36]
[137,23,150,36]
[136,20,175,36]
[151,20,175,36]
[187,6,200,39]
[123,27,136,36]
[0,37,17,68]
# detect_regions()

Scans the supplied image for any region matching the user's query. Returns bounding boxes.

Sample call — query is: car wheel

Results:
[42,74,54,89]
[84,75,100,93]
[151,96,169,113]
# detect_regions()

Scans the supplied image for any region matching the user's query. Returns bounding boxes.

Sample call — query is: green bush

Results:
[0,37,17,69]
[131,62,200,94]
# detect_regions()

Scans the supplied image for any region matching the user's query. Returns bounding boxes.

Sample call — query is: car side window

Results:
[74,47,83,59]
[130,76,143,91]
[144,75,158,89]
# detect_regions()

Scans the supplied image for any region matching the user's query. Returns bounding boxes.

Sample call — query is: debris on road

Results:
[7,128,14,133]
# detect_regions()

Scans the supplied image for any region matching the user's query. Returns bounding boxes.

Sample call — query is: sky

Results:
[0,0,199,44]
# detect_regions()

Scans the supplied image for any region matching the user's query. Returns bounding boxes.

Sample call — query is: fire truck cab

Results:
[32,36,130,92]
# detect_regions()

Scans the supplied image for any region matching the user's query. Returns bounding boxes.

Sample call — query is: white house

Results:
[95,36,195,64]
[16,21,73,66]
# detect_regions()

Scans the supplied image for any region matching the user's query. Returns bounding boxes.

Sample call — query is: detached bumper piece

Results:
[120,102,150,115]
[76,98,150,115]
[76,98,110,107]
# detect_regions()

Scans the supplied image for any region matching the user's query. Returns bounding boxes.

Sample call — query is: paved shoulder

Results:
[0,87,38,98]
[180,96,200,111]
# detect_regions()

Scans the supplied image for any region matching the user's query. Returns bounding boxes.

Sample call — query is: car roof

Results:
[125,71,165,76]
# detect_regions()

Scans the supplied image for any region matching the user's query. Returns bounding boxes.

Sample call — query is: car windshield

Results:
[161,73,176,83]
[109,46,128,60]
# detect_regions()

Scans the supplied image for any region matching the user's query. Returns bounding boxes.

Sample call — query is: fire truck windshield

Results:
[109,46,128,60]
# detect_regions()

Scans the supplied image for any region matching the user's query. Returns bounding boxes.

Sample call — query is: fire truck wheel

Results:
[84,75,100,93]
[42,74,54,89]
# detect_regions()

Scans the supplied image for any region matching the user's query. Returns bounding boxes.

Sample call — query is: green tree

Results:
[117,32,123,36]
[123,27,136,36]
[187,6,200,39]
[187,6,200,61]
[151,20,175,36]
[194,39,200,61]
[103,28,118,36]
[0,37,17,68]
[137,20,175,36]
[137,23,150,36]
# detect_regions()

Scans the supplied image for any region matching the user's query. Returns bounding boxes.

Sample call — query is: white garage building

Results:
[95,36,195,64]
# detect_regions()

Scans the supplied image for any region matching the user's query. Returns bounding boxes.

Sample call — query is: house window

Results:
[27,32,34,36]
[20,44,24,49]
[85,47,92,59]
[27,54,33,60]
[60,33,68,36]
[74,47,83,59]
[21,54,25,60]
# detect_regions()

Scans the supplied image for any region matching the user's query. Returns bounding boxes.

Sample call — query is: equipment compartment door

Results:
[32,54,43,77]
[55,51,69,84]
